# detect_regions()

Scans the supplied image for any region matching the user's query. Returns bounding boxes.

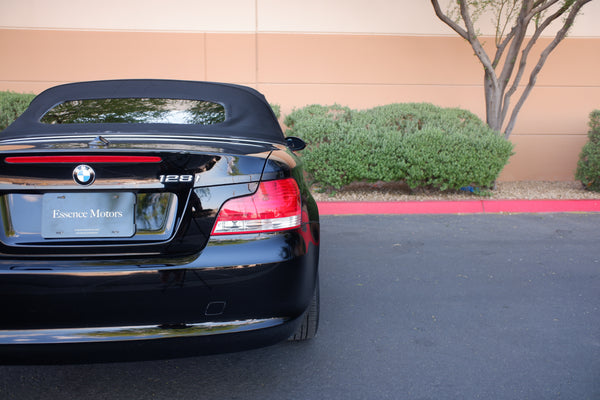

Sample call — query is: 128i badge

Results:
[159,174,195,184]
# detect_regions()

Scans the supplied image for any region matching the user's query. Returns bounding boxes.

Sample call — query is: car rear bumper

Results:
[0,227,319,357]
[0,316,303,364]
[0,318,289,345]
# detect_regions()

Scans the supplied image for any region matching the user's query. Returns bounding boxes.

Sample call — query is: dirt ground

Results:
[312,181,600,202]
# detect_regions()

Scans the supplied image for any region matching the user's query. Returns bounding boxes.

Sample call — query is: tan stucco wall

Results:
[1,1,599,181]
[2,0,600,36]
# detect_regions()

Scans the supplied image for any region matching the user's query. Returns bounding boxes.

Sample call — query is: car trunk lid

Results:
[0,135,276,257]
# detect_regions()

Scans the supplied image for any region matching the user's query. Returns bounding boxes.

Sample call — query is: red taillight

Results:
[4,156,162,164]
[212,178,302,235]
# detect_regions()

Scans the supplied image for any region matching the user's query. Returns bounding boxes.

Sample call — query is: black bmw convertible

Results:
[0,80,320,359]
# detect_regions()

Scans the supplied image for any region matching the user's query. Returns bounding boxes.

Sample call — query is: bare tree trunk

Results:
[485,71,503,132]
[502,0,593,138]
[430,0,593,138]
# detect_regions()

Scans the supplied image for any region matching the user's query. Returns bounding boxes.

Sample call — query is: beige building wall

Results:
[1,0,599,181]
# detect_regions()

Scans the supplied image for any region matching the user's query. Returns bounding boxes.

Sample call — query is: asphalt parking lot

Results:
[1,214,599,400]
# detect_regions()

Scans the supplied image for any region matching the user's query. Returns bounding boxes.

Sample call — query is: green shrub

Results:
[285,103,513,191]
[284,104,352,144]
[270,104,281,119]
[0,91,35,131]
[576,110,600,191]
[402,127,513,190]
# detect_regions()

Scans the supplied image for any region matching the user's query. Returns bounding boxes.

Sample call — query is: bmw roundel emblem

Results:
[73,165,95,186]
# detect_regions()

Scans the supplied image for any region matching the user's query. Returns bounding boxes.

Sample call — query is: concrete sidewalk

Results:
[317,199,600,215]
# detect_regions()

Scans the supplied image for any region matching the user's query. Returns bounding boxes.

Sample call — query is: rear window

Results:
[40,98,226,125]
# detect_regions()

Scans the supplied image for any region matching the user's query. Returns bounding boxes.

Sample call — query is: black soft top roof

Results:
[1,79,284,142]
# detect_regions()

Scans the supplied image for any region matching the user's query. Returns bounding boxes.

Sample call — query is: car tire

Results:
[288,276,320,341]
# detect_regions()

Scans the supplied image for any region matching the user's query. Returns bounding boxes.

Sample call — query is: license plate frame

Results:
[41,192,136,239]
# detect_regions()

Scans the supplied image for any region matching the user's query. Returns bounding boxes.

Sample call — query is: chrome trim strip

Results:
[0,318,287,344]
[0,134,277,147]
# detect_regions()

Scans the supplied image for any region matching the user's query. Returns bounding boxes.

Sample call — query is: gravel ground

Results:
[312,181,600,202]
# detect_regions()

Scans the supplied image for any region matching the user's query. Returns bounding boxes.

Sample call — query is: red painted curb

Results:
[317,199,600,215]
[482,199,600,214]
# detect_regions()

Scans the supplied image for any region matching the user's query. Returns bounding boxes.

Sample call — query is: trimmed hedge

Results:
[0,91,35,131]
[284,103,514,191]
[270,104,281,119]
[576,110,600,191]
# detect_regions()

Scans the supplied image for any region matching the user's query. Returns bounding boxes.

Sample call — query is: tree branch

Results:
[430,0,469,40]
[501,0,572,125]
[496,2,532,94]
[431,0,500,100]
[458,0,499,90]
[493,23,518,68]
[528,0,561,19]
[495,0,520,47]
[504,0,593,137]
[430,0,593,137]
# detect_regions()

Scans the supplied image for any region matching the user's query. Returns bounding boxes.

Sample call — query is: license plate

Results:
[42,193,135,238]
